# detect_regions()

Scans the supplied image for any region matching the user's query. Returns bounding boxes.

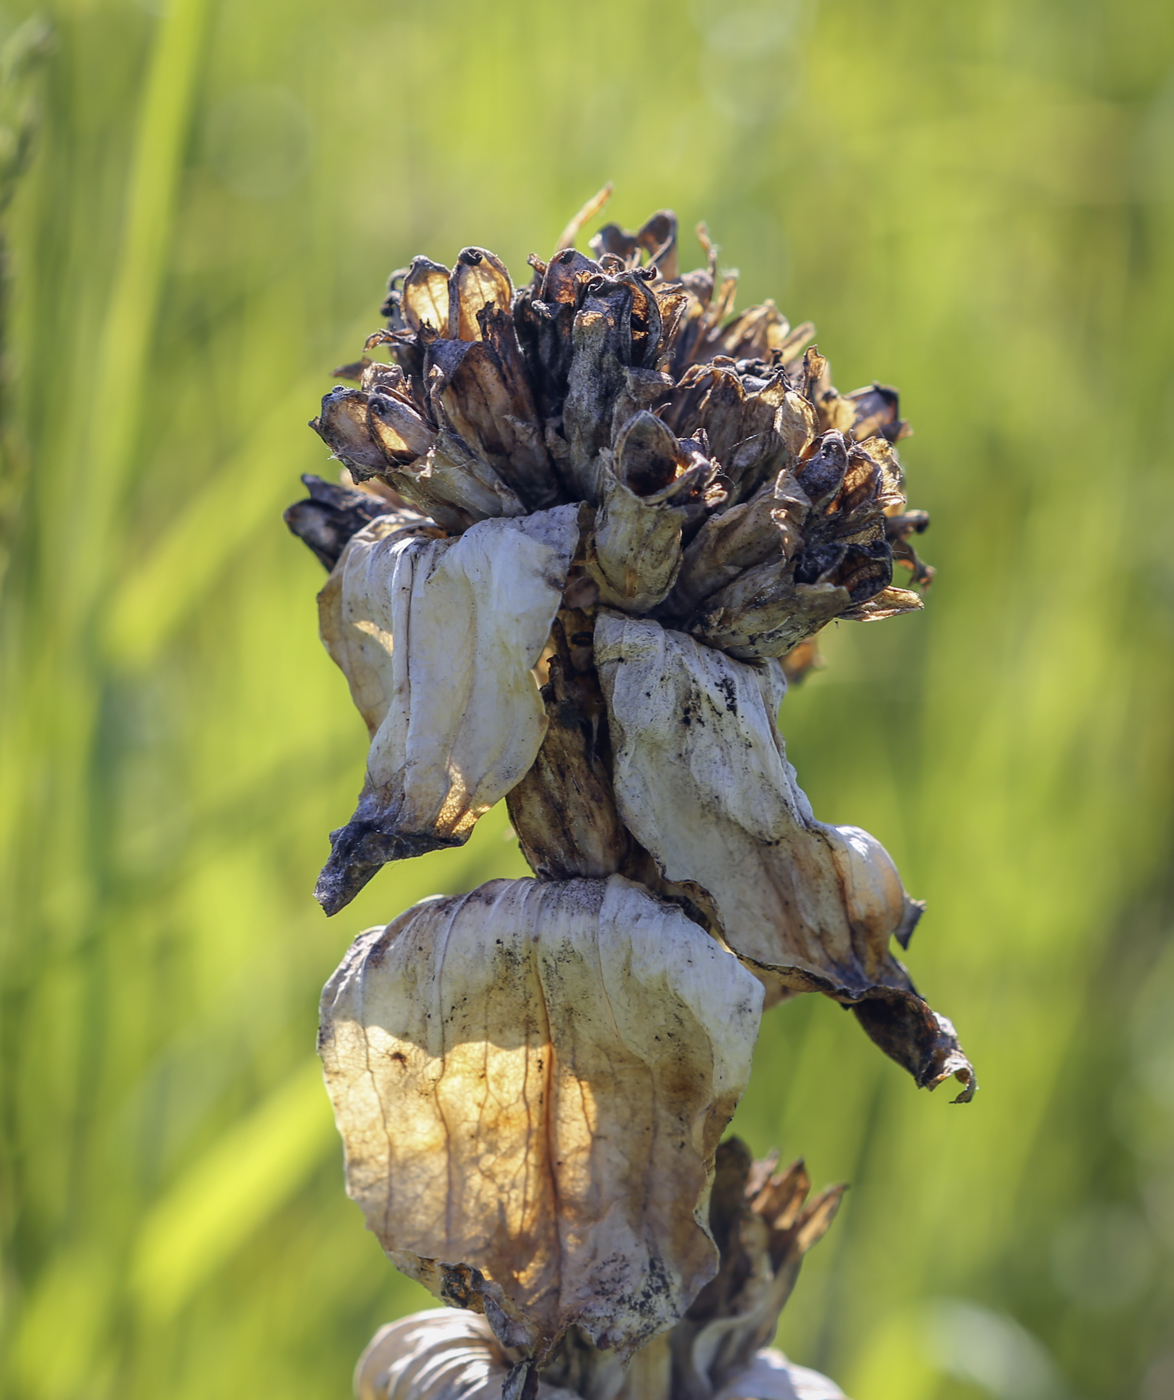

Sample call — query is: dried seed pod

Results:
[320,875,764,1366]
[315,505,579,913]
[587,413,723,615]
[595,612,973,1101]
[671,1141,847,1400]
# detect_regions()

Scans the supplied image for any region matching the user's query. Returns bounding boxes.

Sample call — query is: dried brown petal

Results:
[595,613,974,1101]
[586,413,722,614]
[319,875,764,1361]
[845,381,908,445]
[841,585,924,622]
[687,569,852,661]
[448,247,514,342]
[589,209,679,280]
[672,1141,846,1400]
[401,255,452,334]
[662,368,814,506]
[311,386,388,477]
[665,470,807,618]
[283,474,430,572]
[314,505,580,913]
[426,326,557,510]
[561,274,664,502]
[406,431,527,522]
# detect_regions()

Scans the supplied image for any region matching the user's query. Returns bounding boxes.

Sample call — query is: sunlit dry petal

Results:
[401,255,452,334]
[447,246,514,342]
[319,875,764,1362]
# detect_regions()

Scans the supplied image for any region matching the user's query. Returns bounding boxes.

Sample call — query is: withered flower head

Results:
[289,190,970,1400]
[293,193,937,906]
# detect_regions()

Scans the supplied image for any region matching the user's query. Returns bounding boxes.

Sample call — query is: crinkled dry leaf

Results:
[319,875,764,1363]
[595,612,974,1101]
[315,505,579,913]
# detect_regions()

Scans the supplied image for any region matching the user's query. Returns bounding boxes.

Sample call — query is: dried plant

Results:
[288,188,974,1400]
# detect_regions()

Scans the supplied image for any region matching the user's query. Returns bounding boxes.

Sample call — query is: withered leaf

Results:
[314,505,580,914]
[595,613,974,1101]
[319,875,764,1363]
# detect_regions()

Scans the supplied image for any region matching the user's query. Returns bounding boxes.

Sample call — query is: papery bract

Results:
[315,505,579,913]
[595,612,973,1101]
[319,875,764,1363]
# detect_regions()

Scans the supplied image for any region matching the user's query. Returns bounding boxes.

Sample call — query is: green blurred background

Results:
[1,0,1173,1396]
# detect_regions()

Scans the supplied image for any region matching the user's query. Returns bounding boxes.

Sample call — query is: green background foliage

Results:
[1,1,1172,1396]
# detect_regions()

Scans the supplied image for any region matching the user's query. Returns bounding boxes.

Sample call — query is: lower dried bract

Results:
[319,876,764,1365]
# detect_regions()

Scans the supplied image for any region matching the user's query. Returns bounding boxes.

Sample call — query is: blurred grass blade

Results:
[0,15,53,596]
[131,1061,335,1320]
[103,378,325,667]
[64,0,209,625]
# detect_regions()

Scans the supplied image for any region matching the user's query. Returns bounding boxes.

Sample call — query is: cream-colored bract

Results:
[319,875,764,1363]
[314,504,579,913]
[595,612,972,1100]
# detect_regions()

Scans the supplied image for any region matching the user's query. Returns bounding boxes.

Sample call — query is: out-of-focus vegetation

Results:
[1,0,1172,1396]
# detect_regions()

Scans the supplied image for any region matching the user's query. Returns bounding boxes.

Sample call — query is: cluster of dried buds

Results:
[287,190,973,1400]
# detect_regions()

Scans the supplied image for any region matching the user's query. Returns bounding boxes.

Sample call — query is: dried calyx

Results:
[289,191,972,1400]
